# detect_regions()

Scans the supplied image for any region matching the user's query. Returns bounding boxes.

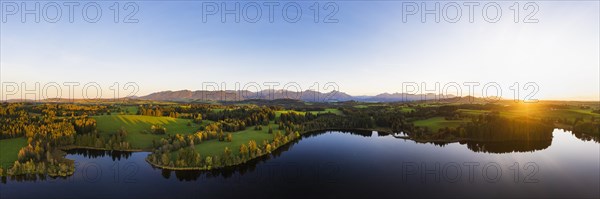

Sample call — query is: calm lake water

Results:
[1,129,598,199]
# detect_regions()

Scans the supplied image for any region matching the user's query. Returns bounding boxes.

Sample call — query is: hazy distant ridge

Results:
[139,90,457,102]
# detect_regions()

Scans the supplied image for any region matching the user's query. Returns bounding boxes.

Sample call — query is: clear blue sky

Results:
[1,1,598,100]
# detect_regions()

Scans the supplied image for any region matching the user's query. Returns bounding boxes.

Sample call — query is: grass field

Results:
[457,109,490,116]
[186,122,278,158]
[535,108,600,119]
[275,108,343,117]
[0,137,27,168]
[120,106,139,115]
[498,107,600,120]
[274,110,305,117]
[310,108,343,115]
[93,115,209,149]
[413,117,469,132]
[457,106,600,121]
[399,107,416,113]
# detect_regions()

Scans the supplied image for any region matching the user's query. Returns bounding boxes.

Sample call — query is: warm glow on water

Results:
[2,129,598,198]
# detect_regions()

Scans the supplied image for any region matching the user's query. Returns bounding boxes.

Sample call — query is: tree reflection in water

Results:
[3,129,596,183]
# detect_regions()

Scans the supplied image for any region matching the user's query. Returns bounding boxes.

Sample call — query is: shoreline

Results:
[3,127,596,175]
[63,127,597,172]
[133,127,576,171]
[59,145,146,152]
[145,127,403,171]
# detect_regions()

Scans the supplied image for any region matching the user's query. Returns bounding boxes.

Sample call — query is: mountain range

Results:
[138,89,458,102]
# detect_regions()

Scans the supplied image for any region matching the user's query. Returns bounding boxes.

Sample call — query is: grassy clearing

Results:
[274,110,305,117]
[399,107,416,113]
[498,107,600,120]
[457,106,599,121]
[457,109,490,116]
[93,115,208,149]
[124,106,139,115]
[310,108,343,115]
[275,108,343,117]
[188,122,278,158]
[118,106,138,115]
[0,137,27,168]
[547,108,600,119]
[413,117,469,132]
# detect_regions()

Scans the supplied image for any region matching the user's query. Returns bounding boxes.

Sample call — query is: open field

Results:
[456,105,599,120]
[275,108,343,117]
[500,107,600,120]
[457,109,490,116]
[188,122,278,158]
[274,110,304,117]
[119,106,139,115]
[310,108,344,115]
[399,107,416,113]
[0,137,27,168]
[93,115,210,149]
[413,117,469,132]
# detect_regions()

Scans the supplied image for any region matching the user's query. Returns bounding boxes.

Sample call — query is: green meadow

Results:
[310,108,343,115]
[186,122,279,158]
[274,108,343,117]
[413,117,469,132]
[0,137,27,168]
[399,107,416,113]
[92,115,209,149]
[119,106,139,115]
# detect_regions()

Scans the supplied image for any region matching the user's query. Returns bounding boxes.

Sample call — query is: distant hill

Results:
[138,90,454,102]
[362,92,456,102]
[0,90,485,103]
[138,89,354,102]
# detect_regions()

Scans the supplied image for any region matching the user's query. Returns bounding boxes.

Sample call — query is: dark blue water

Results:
[1,129,598,199]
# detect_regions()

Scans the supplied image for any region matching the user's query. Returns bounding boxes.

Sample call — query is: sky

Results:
[0,1,598,101]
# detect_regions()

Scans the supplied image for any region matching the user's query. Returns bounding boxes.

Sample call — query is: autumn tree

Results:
[226,133,233,142]
[240,144,249,159]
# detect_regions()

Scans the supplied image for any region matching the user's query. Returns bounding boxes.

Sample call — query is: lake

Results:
[1,129,598,199]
